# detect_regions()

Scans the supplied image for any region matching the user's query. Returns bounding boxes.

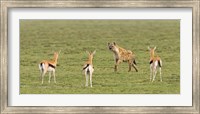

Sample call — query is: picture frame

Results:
[1,0,199,113]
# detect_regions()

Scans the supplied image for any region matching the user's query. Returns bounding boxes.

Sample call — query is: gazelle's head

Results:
[54,50,61,60]
[108,42,118,52]
[86,50,96,60]
[148,46,156,56]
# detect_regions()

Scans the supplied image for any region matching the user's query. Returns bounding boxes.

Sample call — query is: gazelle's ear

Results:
[59,50,61,54]
[148,46,151,50]
[86,51,90,55]
[92,50,96,55]
[154,46,156,50]
[113,42,116,45]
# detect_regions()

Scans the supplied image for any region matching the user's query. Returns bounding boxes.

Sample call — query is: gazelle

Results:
[82,50,96,87]
[148,46,162,82]
[39,50,61,84]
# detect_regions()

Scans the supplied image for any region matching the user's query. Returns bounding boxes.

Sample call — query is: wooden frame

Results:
[1,0,199,113]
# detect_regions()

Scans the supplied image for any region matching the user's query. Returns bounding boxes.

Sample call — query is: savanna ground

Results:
[20,20,180,94]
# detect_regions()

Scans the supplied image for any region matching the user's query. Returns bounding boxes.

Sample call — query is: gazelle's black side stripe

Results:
[83,64,89,70]
[48,63,56,69]
[40,62,56,69]
[149,60,153,64]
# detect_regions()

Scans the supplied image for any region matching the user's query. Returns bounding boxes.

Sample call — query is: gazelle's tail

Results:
[39,63,44,72]
[158,59,162,67]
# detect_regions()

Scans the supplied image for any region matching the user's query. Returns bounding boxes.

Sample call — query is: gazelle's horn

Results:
[148,46,151,50]
[59,50,61,54]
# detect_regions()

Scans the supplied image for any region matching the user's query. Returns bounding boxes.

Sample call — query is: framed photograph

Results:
[1,0,199,113]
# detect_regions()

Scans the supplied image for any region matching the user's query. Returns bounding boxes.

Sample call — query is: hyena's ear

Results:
[108,42,110,46]
[92,50,96,55]
[113,42,116,45]
[154,46,156,50]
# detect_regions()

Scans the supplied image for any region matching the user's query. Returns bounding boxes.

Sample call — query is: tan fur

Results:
[84,51,95,66]
[148,47,161,66]
[108,42,138,72]
[39,51,60,84]
[148,46,162,82]
[82,50,96,87]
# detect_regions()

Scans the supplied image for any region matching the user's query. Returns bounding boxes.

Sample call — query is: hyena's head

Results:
[108,42,118,52]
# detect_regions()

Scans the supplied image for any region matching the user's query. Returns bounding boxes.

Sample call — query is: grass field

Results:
[20,20,180,94]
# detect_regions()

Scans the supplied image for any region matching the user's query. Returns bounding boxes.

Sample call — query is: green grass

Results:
[20,20,180,94]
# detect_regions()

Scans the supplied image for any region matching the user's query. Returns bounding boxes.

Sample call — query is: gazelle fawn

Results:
[148,47,162,82]
[82,50,96,87]
[39,51,61,84]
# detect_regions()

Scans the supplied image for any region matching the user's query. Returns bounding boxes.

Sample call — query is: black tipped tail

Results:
[40,63,44,72]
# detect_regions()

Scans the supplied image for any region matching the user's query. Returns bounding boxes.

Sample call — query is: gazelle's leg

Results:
[85,71,88,87]
[150,66,152,81]
[159,67,162,82]
[90,72,93,87]
[39,70,42,80]
[48,71,51,83]
[41,70,47,84]
[39,64,43,80]
[152,68,157,82]
[53,70,56,83]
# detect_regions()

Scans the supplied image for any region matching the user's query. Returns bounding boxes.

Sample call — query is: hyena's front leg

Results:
[128,61,132,72]
[114,59,120,72]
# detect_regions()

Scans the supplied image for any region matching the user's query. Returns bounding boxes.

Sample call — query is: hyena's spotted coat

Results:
[108,42,138,72]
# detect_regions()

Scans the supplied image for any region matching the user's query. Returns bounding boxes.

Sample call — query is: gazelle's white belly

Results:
[47,66,55,72]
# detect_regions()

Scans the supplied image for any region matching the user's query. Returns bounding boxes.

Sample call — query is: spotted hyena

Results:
[108,42,138,72]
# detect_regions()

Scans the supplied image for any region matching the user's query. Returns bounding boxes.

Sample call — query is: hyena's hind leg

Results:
[132,59,138,72]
